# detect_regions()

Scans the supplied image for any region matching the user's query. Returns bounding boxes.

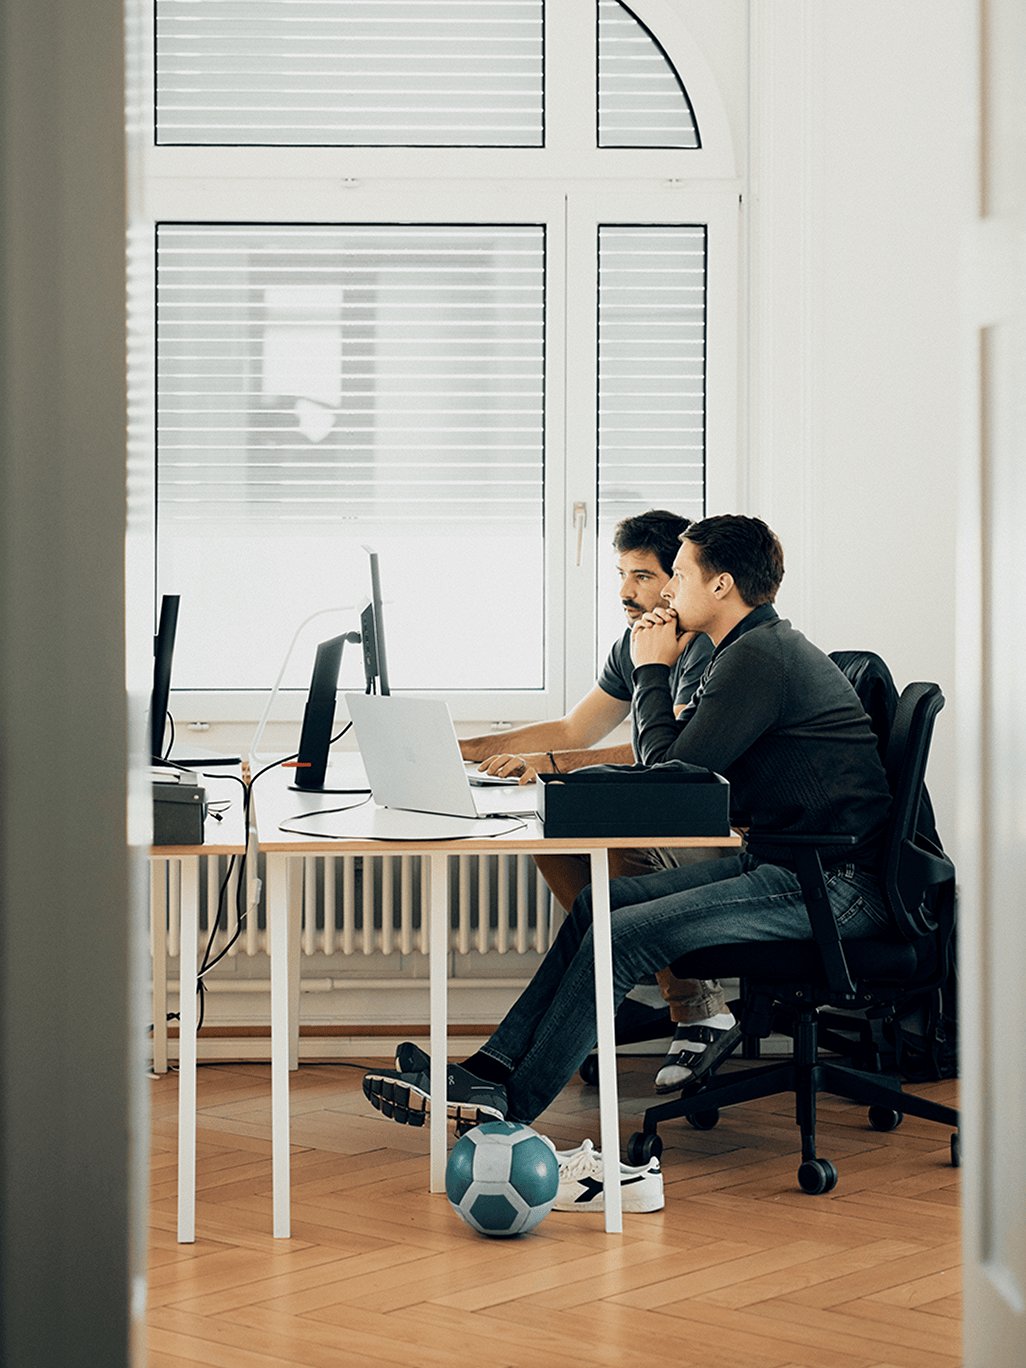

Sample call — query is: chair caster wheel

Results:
[868,1105,903,1132]
[686,1108,720,1131]
[578,1054,599,1086]
[798,1157,838,1195]
[627,1132,663,1165]
[951,1131,960,1168]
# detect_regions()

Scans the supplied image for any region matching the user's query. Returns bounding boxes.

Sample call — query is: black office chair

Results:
[625,680,960,1195]
[579,649,912,1081]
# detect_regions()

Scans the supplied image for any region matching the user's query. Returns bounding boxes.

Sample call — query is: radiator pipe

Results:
[164,975,533,994]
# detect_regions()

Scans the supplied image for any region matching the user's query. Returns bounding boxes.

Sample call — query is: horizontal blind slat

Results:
[157,223,545,524]
[596,221,707,668]
[598,0,699,149]
[155,0,543,146]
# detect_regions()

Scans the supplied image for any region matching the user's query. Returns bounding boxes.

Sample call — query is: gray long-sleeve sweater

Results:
[631,605,892,871]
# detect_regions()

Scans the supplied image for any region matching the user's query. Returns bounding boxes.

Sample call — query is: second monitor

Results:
[290,570,390,793]
[361,547,390,696]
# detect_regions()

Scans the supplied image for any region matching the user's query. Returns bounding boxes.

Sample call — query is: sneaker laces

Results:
[558,1139,601,1181]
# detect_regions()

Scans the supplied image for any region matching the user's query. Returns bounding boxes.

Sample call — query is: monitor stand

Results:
[288,781,371,795]
[165,744,241,766]
[288,752,369,795]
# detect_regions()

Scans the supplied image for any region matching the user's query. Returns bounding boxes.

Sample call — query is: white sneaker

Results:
[550,1138,664,1213]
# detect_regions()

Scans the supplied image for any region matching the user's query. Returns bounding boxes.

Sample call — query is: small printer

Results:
[152,775,207,845]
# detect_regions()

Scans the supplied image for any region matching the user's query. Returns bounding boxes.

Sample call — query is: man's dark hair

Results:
[682,514,784,607]
[612,509,692,578]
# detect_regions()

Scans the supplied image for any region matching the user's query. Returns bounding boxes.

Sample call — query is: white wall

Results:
[189,4,973,849]
[747,1,974,843]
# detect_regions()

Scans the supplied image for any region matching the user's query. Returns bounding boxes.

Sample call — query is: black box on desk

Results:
[537,765,730,839]
[153,781,207,845]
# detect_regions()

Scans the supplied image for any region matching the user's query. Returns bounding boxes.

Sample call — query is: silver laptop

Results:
[344,693,538,819]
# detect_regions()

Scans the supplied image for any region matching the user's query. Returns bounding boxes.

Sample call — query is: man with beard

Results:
[460,508,735,1093]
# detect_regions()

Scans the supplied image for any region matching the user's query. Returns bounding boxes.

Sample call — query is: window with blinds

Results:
[597,0,699,149]
[595,224,707,651]
[157,223,546,691]
[154,0,545,146]
[145,2,734,706]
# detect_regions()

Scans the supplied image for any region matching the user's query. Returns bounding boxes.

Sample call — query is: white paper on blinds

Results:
[154,0,544,146]
[156,223,546,527]
[597,0,699,149]
[596,224,706,534]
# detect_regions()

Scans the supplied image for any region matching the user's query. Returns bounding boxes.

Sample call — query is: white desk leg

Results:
[150,860,168,1075]
[268,853,292,1238]
[428,853,449,1193]
[288,858,303,1071]
[589,850,623,1235]
[177,857,199,1243]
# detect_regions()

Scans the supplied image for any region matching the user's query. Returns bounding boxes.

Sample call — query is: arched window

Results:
[597,0,699,147]
[143,0,739,717]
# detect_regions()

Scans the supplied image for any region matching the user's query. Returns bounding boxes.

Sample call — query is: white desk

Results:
[256,769,740,1238]
[150,768,249,1243]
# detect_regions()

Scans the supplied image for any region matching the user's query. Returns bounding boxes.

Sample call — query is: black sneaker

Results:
[395,1040,430,1073]
[362,1061,508,1129]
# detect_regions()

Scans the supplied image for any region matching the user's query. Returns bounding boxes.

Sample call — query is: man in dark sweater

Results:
[631,515,891,872]
[364,516,895,1184]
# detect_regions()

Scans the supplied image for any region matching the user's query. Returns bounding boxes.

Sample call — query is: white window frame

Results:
[137,0,741,725]
[564,186,739,703]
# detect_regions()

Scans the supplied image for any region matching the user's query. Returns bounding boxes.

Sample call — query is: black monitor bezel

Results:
[149,594,180,762]
[363,548,390,696]
[291,633,347,791]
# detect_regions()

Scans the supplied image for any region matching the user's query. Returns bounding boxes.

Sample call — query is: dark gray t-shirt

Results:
[598,628,713,711]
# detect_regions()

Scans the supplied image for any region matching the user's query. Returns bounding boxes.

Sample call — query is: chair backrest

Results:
[879,682,954,941]
[828,649,897,763]
[829,649,942,849]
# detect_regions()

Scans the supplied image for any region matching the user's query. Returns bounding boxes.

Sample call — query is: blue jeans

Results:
[479,853,892,1124]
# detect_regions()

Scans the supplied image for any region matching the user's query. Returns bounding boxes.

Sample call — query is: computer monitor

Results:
[290,633,359,793]
[149,594,180,762]
[361,547,390,696]
[149,592,240,767]
[289,550,389,790]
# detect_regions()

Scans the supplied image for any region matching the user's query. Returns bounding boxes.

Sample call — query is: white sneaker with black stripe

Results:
[551,1138,664,1213]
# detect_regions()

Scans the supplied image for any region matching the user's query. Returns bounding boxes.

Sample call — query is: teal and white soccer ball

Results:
[445,1121,559,1237]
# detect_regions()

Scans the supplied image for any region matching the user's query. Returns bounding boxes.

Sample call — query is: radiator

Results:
[156,851,558,963]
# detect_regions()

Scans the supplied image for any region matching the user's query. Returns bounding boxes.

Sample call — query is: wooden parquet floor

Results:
[148,1055,962,1368]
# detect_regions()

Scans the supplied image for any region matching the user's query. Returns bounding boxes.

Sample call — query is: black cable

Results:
[196,850,239,1031]
[276,796,373,836]
[162,712,175,762]
[154,757,195,778]
[276,807,528,840]
[192,765,261,1027]
[189,737,354,1028]
[183,722,365,1028]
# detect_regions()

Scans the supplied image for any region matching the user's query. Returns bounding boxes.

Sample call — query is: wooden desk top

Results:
[252,764,741,857]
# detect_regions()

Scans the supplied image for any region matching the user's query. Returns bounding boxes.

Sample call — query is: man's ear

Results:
[712,572,734,597]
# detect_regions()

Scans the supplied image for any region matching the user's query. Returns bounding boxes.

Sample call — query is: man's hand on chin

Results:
[630,608,692,668]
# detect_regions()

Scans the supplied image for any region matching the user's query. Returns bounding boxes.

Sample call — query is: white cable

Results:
[248,604,358,762]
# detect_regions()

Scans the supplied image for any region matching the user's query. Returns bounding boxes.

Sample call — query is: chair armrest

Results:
[754,835,858,1000]
[753,833,859,849]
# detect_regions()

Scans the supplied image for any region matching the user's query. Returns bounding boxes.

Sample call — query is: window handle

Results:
[573,500,587,567]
